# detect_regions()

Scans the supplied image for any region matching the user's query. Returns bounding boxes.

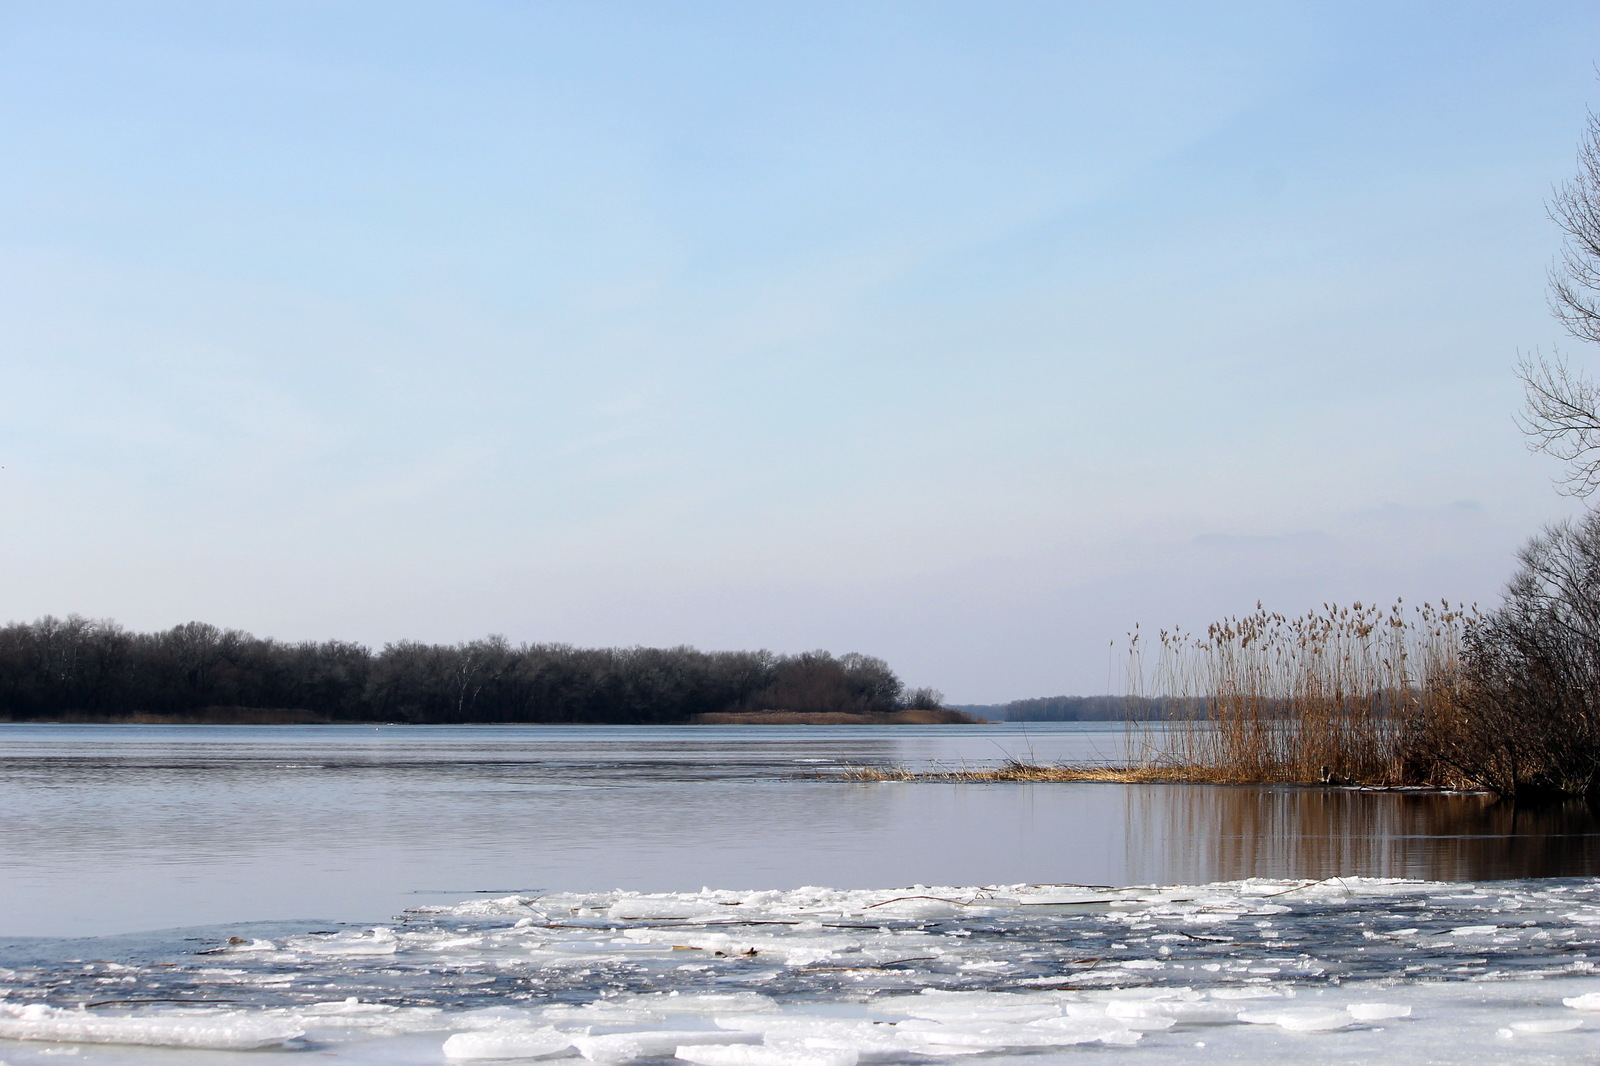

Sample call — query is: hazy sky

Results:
[2,2,1597,701]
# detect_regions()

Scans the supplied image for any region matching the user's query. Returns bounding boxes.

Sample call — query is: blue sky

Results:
[1,1,1596,701]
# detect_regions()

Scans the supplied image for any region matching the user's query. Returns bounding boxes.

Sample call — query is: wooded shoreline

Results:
[0,706,978,725]
[0,615,952,725]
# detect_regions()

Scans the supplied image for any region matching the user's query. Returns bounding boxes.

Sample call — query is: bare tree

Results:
[1519,351,1600,494]
[1549,108,1600,345]
[1520,108,1600,494]
[1450,510,1600,796]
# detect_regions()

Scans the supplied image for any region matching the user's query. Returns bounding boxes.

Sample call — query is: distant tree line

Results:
[956,695,1197,722]
[0,615,946,724]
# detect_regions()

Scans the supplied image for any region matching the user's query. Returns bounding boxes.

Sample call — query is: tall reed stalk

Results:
[1125,601,1478,787]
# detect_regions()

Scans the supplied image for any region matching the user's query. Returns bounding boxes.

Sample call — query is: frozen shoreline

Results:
[4,877,1600,1063]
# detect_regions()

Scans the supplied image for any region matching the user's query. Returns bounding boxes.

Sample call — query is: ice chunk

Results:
[542,1003,666,1027]
[1103,1000,1237,1025]
[298,927,399,956]
[1237,1008,1352,1032]
[0,1005,302,1050]
[895,1019,1139,1049]
[444,1027,575,1060]
[427,895,543,918]
[1502,1017,1585,1035]
[1347,1003,1412,1022]
[797,1032,909,1056]
[1208,988,1288,1001]
[1036,1013,1172,1036]
[715,1017,881,1037]
[868,990,1059,1024]
[616,993,777,1014]
[858,897,966,918]
[676,1044,858,1066]
[893,1004,1061,1025]
[300,997,398,1016]
[1563,992,1600,1010]
[575,1030,757,1063]
[609,898,717,920]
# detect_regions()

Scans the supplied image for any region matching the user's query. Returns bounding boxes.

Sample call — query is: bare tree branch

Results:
[1518,350,1600,496]
[1549,110,1600,345]
[1521,108,1600,495]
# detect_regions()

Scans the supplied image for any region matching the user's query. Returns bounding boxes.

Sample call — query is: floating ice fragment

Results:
[443,1027,574,1060]
[796,1029,909,1056]
[1448,925,1497,936]
[889,1002,1062,1025]
[297,927,399,956]
[575,1030,757,1063]
[1346,1003,1411,1022]
[860,898,965,918]
[609,899,716,920]
[1104,1000,1237,1025]
[1501,1018,1584,1035]
[1236,1008,1352,1032]
[1563,992,1600,1010]
[542,1004,666,1027]
[676,1044,857,1066]
[1016,892,1121,906]
[1208,988,1288,1001]
[299,997,397,1016]
[1030,1011,1158,1030]
[895,1019,1139,1048]
[868,991,1059,1024]
[428,896,543,918]
[714,1017,881,1037]
[1051,1010,1174,1032]
[615,993,776,1014]
[0,1006,303,1050]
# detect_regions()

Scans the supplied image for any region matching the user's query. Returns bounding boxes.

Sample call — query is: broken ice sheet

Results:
[4,879,1600,1063]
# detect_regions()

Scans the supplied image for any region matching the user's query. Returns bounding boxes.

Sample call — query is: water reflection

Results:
[1134,785,1600,883]
[6,724,1600,938]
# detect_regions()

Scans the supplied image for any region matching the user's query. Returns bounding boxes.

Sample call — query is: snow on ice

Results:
[3,878,1600,1063]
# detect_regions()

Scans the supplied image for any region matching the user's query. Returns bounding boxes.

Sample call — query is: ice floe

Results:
[3,878,1600,1063]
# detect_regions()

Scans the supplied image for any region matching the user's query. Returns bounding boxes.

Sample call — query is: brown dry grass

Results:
[1125,600,1479,788]
[846,601,1487,791]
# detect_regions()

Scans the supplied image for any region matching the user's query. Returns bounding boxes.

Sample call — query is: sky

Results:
[1,1,1598,702]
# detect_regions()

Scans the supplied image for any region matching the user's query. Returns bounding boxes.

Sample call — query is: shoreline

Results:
[0,707,979,726]
[842,760,1489,792]
[688,708,976,725]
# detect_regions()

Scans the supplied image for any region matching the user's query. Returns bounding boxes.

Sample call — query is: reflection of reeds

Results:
[1128,784,1600,883]
[1126,601,1478,788]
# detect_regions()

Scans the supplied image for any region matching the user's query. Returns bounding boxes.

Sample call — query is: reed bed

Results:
[1125,600,1479,788]
[842,601,1487,791]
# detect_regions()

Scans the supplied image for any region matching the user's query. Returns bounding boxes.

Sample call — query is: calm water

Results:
[3,722,1599,938]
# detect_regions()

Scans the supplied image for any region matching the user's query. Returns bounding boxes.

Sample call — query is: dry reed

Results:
[841,601,1485,790]
[1124,600,1479,788]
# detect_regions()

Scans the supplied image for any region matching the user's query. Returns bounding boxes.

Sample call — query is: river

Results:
[3,722,1596,939]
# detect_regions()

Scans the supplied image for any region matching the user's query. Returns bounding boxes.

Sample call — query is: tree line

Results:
[957,695,1189,722]
[0,615,946,724]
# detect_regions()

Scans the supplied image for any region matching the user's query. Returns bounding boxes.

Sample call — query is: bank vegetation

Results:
[862,515,1600,798]
[0,617,950,725]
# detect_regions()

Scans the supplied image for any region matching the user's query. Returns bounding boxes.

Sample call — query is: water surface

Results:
[2,723,1597,937]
